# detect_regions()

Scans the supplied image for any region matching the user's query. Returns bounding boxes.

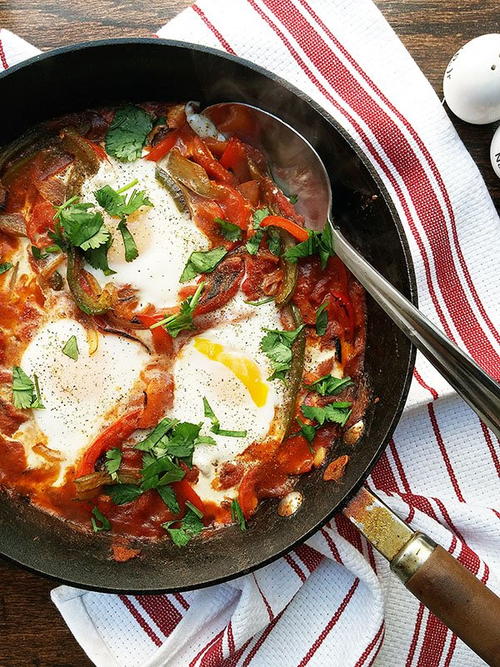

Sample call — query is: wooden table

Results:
[0,2,498,665]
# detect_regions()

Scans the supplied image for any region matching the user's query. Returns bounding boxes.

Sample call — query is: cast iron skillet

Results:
[0,39,416,593]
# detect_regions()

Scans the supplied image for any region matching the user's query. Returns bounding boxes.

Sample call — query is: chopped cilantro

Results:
[301,402,352,427]
[62,335,79,361]
[104,448,122,481]
[259,325,305,381]
[179,247,227,283]
[215,217,242,241]
[315,303,328,336]
[284,224,335,269]
[203,397,247,438]
[150,282,205,338]
[230,499,247,531]
[94,181,152,217]
[11,366,44,410]
[105,483,143,505]
[91,507,110,532]
[105,105,153,162]
[305,375,353,397]
[162,507,204,547]
[117,219,138,262]
[85,238,116,276]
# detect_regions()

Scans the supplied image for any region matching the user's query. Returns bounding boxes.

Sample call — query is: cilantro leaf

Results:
[180,247,227,283]
[105,105,153,162]
[244,297,274,306]
[260,325,305,381]
[301,402,352,427]
[0,262,12,275]
[230,499,247,531]
[157,484,180,514]
[135,417,177,452]
[267,228,282,256]
[185,501,203,519]
[105,483,143,505]
[253,207,270,228]
[245,228,265,255]
[104,448,122,481]
[85,237,116,276]
[62,335,79,361]
[195,435,217,446]
[141,455,185,490]
[215,217,242,241]
[11,366,44,410]
[284,225,335,269]
[150,282,205,338]
[163,507,204,547]
[294,418,317,444]
[54,200,109,251]
[91,507,110,532]
[203,397,247,438]
[95,182,152,217]
[31,245,59,261]
[165,422,202,458]
[315,303,328,336]
[305,375,353,397]
[117,219,138,262]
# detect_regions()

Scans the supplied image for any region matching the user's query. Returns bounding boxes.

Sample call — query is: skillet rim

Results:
[0,37,417,593]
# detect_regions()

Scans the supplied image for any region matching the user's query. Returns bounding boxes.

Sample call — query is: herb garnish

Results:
[301,402,352,427]
[259,325,305,381]
[62,335,79,361]
[284,224,334,269]
[230,499,247,531]
[117,219,139,262]
[203,397,247,438]
[150,282,205,337]
[162,506,204,547]
[94,180,152,218]
[315,303,328,336]
[104,448,122,481]
[31,246,59,261]
[91,507,110,533]
[53,197,110,252]
[295,418,317,445]
[11,366,44,409]
[215,217,242,241]
[105,105,153,162]
[244,297,274,307]
[304,375,353,397]
[0,262,13,275]
[180,247,227,283]
[245,207,270,255]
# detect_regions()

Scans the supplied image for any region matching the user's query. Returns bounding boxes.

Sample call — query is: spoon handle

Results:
[330,223,500,438]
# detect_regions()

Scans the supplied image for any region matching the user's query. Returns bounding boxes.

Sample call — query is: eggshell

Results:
[443,34,500,124]
[490,125,500,179]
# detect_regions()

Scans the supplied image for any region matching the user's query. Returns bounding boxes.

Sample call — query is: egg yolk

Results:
[194,337,269,407]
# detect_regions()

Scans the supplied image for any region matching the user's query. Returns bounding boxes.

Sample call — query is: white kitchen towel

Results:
[1,0,499,665]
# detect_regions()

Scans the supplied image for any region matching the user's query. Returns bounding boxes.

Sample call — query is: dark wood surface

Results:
[0,2,498,665]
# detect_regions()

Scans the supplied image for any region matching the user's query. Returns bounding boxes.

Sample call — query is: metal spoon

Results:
[204,102,500,437]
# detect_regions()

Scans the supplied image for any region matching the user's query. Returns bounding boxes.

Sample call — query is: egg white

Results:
[168,292,286,503]
[16,318,149,484]
[81,157,210,309]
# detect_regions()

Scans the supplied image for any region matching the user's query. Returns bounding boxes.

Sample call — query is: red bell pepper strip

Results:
[84,139,107,161]
[145,130,180,162]
[76,408,143,477]
[260,215,309,242]
[331,290,355,336]
[188,136,234,185]
[220,137,247,170]
[171,479,206,518]
[136,313,173,355]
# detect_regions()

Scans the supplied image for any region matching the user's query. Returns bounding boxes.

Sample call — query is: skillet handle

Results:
[330,222,500,438]
[392,534,500,665]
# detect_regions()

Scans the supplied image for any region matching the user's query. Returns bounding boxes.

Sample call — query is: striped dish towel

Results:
[2,0,500,664]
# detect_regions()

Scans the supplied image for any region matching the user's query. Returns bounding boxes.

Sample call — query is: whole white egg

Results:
[443,34,500,124]
[490,124,500,179]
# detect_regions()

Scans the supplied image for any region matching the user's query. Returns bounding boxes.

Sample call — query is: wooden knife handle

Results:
[401,542,500,666]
